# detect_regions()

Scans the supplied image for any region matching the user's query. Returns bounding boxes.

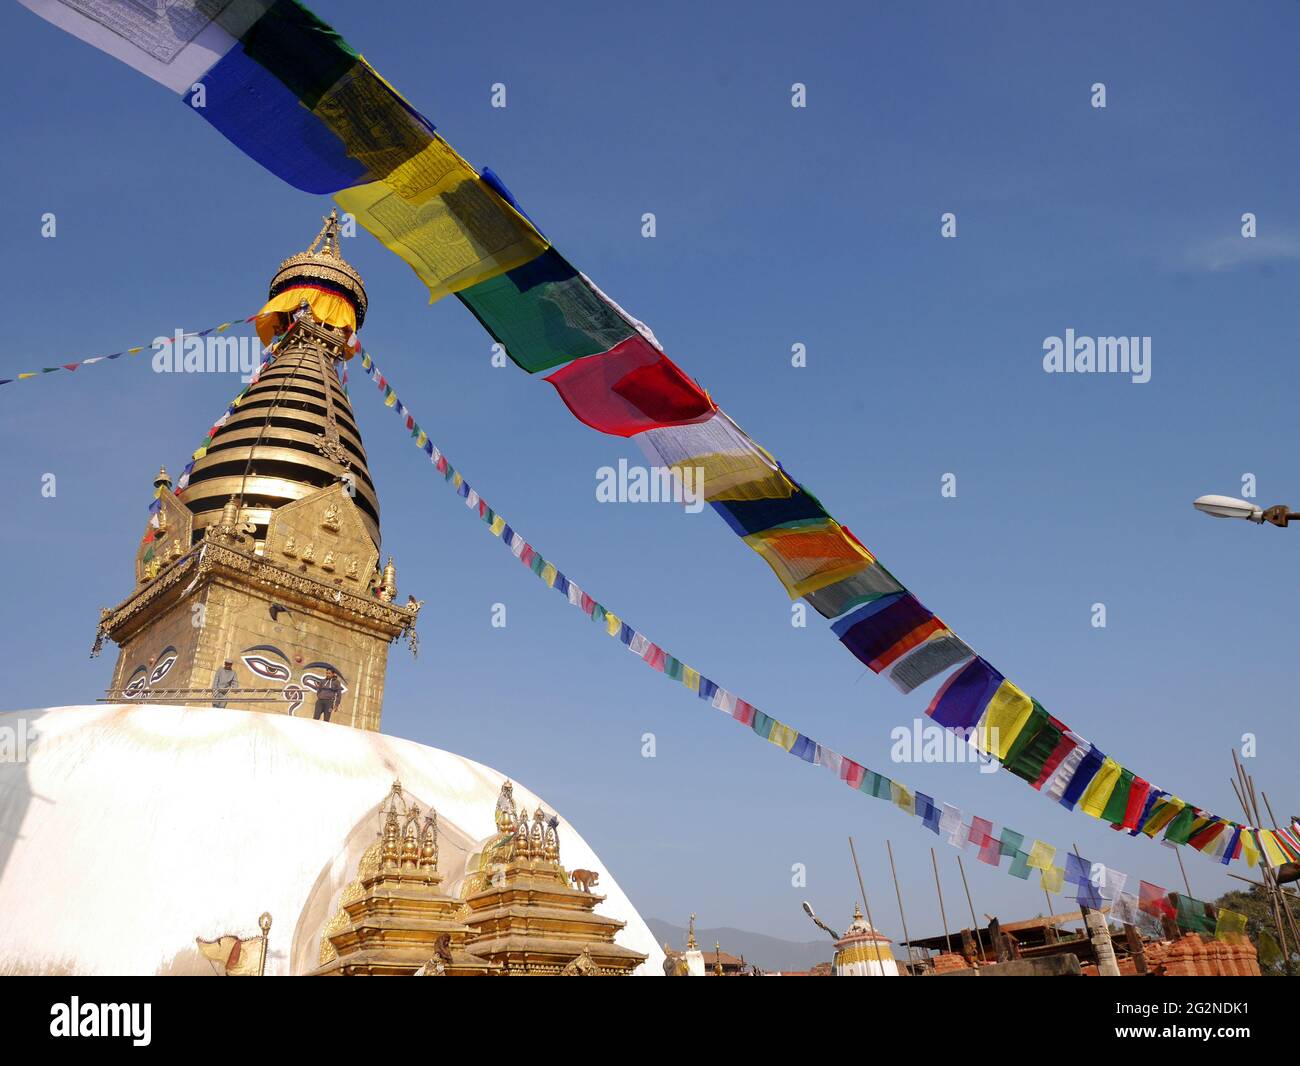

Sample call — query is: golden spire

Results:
[153,466,172,491]
[181,216,382,549]
[714,940,723,976]
[686,913,698,951]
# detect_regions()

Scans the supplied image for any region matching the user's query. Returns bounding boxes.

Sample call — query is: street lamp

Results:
[1193,495,1299,527]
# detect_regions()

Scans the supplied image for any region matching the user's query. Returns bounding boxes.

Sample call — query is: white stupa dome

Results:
[0,705,663,976]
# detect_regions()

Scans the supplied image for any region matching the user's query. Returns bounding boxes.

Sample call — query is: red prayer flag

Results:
[544,336,714,437]
[1123,776,1151,831]
[1139,880,1176,919]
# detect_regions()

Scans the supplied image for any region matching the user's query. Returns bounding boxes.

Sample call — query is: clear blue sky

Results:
[1,1,1297,942]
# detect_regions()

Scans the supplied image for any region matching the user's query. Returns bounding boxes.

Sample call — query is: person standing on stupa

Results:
[211,660,239,708]
[313,669,343,722]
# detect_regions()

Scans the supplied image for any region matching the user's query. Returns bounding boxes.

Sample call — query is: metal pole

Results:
[886,840,914,966]
[930,847,953,956]
[956,855,986,961]
[848,836,887,973]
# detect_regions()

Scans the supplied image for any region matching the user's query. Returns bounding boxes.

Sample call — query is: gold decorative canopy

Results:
[267,210,368,328]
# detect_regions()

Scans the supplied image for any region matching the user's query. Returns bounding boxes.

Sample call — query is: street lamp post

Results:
[1193,495,1299,528]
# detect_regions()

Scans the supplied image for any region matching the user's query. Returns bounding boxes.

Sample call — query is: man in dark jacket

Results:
[313,669,343,722]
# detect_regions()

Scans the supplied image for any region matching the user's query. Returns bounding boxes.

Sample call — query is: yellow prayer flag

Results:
[974,679,1034,759]
[1079,757,1123,819]
[1260,830,1289,867]
[890,781,916,816]
[126,346,144,354]
[605,612,621,637]
[541,562,557,588]
[769,722,799,751]
[334,136,547,304]
[416,430,427,448]
[192,447,207,460]
[1215,908,1248,942]
[1026,840,1055,871]
[1041,865,1065,894]
[17,372,36,379]
[1241,831,1260,868]
[384,391,397,408]
[490,516,506,536]
[681,666,700,692]
[1142,796,1184,836]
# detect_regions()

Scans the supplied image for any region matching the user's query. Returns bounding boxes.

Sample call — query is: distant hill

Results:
[647,919,834,973]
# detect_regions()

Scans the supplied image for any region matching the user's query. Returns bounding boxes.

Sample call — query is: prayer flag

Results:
[802,562,906,620]
[1138,880,1176,920]
[886,632,974,694]
[831,593,946,673]
[335,136,548,302]
[926,657,1004,731]
[544,336,714,437]
[636,411,794,502]
[458,249,637,373]
[974,679,1035,760]
[745,520,875,600]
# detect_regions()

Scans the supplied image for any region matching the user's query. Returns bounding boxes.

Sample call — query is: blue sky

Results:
[1,0,1297,942]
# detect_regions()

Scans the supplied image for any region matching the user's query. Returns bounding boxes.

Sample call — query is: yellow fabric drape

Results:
[255,286,357,345]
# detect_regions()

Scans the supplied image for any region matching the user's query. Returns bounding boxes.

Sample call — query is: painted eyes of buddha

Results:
[123,647,178,697]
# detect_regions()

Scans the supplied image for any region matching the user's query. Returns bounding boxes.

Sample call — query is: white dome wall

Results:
[0,705,663,975]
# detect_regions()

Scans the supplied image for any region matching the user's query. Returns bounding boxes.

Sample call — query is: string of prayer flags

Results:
[25,0,1278,871]
[2,314,255,388]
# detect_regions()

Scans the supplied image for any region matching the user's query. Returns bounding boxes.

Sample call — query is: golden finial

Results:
[153,466,172,491]
[686,913,698,951]
[714,941,723,976]
[378,556,397,601]
[269,210,367,326]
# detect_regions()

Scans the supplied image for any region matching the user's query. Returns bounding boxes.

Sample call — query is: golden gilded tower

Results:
[95,215,419,731]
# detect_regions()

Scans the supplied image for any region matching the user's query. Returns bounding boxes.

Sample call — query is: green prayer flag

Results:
[750,710,775,740]
[1008,849,1033,879]
[1100,767,1135,825]
[1163,806,1198,846]
[1004,709,1064,784]
[1173,894,1216,934]
[663,656,683,681]
[457,249,636,374]
[240,0,360,108]
[999,827,1025,858]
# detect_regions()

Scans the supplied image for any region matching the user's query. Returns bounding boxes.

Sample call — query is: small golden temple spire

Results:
[153,466,171,492]
[714,940,723,976]
[686,913,698,951]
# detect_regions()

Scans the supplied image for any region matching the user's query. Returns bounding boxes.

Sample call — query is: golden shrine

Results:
[93,214,419,731]
[316,781,647,976]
